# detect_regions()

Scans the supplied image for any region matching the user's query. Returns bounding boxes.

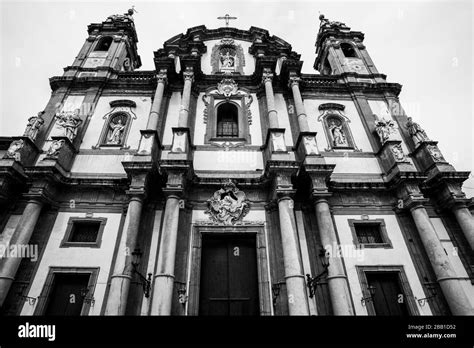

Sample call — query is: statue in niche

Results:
[220,51,235,68]
[55,108,82,142]
[328,118,348,146]
[46,139,65,158]
[4,140,24,159]
[23,111,45,141]
[107,117,126,145]
[405,117,430,146]
[374,115,396,145]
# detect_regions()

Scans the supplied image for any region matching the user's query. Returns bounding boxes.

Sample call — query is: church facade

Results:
[0,11,473,316]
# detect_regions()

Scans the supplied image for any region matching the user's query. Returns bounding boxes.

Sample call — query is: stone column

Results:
[146,69,168,131]
[451,202,474,251]
[313,198,354,315]
[0,199,43,306]
[105,194,144,315]
[150,194,181,315]
[277,195,310,315]
[262,68,279,129]
[177,67,194,128]
[288,76,310,132]
[409,202,474,315]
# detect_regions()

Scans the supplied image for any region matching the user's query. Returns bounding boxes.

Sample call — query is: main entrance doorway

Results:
[199,234,259,316]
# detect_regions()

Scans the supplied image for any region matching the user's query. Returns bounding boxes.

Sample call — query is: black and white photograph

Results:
[0,0,473,346]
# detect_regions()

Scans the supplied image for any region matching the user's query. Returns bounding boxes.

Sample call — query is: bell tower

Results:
[313,15,380,78]
[65,8,142,77]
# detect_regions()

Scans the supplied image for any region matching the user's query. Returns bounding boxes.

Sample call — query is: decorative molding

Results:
[204,179,250,225]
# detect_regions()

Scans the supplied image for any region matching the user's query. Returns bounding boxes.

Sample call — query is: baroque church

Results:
[0,10,473,316]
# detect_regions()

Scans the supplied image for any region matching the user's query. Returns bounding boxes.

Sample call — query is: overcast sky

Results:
[0,0,473,196]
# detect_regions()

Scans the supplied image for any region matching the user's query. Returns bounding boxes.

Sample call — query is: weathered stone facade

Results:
[0,12,473,316]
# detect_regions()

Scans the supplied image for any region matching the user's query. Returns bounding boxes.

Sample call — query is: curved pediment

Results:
[153,25,301,76]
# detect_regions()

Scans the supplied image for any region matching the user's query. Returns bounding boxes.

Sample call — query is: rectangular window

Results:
[348,219,392,248]
[355,223,383,244]
[61,218,106,248]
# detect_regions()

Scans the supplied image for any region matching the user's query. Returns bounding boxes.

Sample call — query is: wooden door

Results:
[366,272,409,316]
[44,273,90,316]
[199,234,259,316]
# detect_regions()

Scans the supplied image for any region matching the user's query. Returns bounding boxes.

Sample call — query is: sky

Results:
[0,0,473,196]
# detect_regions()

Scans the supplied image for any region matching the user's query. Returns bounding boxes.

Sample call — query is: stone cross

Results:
[217,14,237,27]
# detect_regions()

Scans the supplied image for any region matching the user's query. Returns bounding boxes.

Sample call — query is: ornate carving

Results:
[46,139,65,158]
[391,144,406,162]
[210,141,245,151]
[156,69,168,84]
[244,94,253,125]
[54,109,82,142]
[374,115,397,145]
[205,180,250,225]
[210,39,245,74]
[288,75,301,88]
[183,67,194,83]
[4,140,24,160]
[23,111,45,141]
[262,68,273,84]
[217,78,238,97]
[427,145,446,162]
[406,117,430,146]
[202,94,211,124]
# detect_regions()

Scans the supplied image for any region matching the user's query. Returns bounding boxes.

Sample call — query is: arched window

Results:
[94,37,113,52]
[216,103,238,138]
[341,43,357,58]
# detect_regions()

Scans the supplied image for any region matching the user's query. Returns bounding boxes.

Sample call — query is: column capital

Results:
[183,66,194,83]
[288,75,301,89]
[262,67,274,84]
[157,69,168,85]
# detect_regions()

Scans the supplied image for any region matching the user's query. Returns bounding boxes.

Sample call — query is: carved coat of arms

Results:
[205,180,250,225]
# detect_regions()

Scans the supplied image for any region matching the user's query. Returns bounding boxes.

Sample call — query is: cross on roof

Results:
[217,14,237,27]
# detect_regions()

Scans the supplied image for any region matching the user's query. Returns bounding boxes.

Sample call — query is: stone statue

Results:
[374,115,396,145]
[46,139,65,158]
[328,119,347,146]
[23,111,45,140]
[405,117,429,146]
[4,140,24,159]
[107,118,126,144]
[220,52,235,68]
[55,108,82,141]
[107,8,136,22]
